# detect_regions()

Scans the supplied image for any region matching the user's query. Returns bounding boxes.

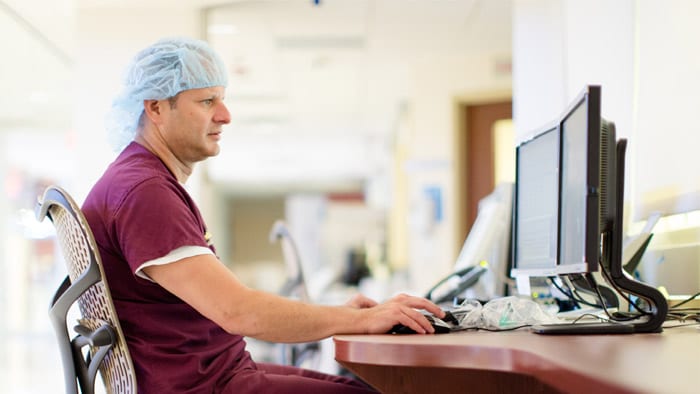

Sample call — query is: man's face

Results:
[159,86,231,165]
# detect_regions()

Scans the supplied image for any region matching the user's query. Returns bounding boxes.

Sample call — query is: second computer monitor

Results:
[512,126,560,278]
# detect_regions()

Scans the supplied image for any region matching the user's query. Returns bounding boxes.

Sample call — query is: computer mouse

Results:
[388,313,452,334]
[388,322,451,334]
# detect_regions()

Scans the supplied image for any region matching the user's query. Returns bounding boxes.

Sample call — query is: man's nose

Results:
[216,102,231,124]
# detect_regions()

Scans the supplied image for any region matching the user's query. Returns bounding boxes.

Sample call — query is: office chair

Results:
[269,220,321,369]
[269,220,311,303]
[36,186,137,394]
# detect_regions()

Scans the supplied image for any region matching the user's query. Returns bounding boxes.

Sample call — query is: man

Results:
[82,37,444,393]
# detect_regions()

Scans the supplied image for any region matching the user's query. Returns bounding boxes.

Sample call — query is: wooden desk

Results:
[334,325,699,394]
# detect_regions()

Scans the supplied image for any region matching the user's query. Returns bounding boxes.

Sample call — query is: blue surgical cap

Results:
[106,37,228,151]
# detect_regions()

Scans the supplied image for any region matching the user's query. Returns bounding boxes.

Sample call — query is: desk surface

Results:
[334,325,699,394]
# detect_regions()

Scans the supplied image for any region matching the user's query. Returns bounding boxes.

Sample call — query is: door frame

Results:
[453,90,512,259]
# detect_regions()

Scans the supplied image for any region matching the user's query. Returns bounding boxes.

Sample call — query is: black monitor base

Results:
[531,322,635,335]
[603,140,667,333]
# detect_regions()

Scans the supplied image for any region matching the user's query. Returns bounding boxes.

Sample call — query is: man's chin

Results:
[195,146,220,162]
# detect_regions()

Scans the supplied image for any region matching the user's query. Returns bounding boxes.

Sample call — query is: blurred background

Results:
[2,0,699,392]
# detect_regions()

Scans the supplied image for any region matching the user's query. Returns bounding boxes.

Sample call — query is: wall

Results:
[403,54,512,292]
[513,0,700,291]
[513,0,634,140]
[514,0,700,218]
[633,1,700,218]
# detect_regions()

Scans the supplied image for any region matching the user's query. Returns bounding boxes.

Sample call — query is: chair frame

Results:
[36,186,137,394]
[269,220,321,369]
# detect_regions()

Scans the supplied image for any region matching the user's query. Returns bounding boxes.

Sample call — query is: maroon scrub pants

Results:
[221,361,378,393]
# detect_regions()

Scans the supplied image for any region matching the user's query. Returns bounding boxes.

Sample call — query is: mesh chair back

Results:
[37,186,137,394]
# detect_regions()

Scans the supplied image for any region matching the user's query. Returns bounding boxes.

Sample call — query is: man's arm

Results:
[143,255,444,342]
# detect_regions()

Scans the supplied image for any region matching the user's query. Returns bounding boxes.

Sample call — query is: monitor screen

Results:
[558,86,601,274]
[511,126,560,277]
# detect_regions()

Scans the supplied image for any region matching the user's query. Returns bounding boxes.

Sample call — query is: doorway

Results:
[456,99,513,246]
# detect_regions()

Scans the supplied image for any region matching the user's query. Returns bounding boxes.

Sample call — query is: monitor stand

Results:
[534,139,667,335]
[531,321,635,335]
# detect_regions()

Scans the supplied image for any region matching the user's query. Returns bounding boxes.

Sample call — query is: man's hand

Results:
[353,293,446,335]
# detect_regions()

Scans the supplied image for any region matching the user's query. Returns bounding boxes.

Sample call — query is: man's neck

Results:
[133,134,192,183]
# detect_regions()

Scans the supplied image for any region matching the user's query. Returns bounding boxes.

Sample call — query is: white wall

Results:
[513,0,634,139]
[634,0,700,217]
[513,0,700,222]
[513,0,700,292]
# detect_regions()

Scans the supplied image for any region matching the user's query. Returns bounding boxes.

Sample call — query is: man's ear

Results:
[143,99,164,125]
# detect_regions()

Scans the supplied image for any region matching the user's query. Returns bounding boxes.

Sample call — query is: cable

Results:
[581,273,645,321]
[598,262,652,317]
[548,276,600,309]
[549,272,647,323]
[597,260,699,324]
[668,292,700,309]
[569,313,629,325]
[563,275,595,307]
[475,325,532,332]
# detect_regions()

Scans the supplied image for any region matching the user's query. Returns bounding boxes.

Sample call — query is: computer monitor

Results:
[512,86,611,282]
[425,182,514,304]
[512,84,668,333]
[558,85,614,275]
[511,126,560,279]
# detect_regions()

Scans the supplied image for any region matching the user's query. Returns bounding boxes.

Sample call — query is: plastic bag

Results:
[430,296,561,331]
[478,296,561,329]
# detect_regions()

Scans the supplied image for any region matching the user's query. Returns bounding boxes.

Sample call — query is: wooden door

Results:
[459,101,512,241]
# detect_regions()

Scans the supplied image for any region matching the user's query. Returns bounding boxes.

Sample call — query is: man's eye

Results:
[203,99,213,105]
